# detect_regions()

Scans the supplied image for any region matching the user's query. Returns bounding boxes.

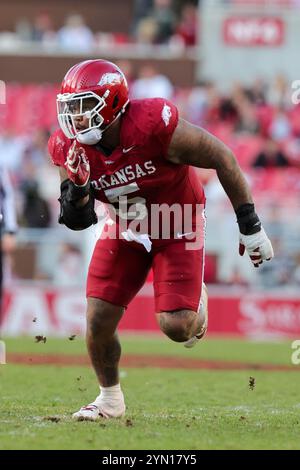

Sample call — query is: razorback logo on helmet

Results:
[162,103,172,127]
[98,73,122,87]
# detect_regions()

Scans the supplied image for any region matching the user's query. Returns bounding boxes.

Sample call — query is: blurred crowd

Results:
[1,70,300,288]
[132,0,198,47]
[0,0,199,51]
[178,75,300,168]
[4,0,300,55]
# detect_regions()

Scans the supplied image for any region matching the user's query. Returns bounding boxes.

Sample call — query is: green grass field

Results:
[0,335,300,450]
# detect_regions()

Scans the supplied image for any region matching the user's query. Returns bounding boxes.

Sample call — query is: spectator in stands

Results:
[23,129,50,167]
[135,0,177,44]
[58,14,94,52]
[200,81,222,126]
[252,137,290,168]
[245,78,267,106]
[185,81,210,125]
[235,99,260,134]
[268,74,291,110]
[32,13,55,44]
[132,0,154,31]
[0,129,27,174]
[135,16,158,44]
[218,96,239,124]
[15,17,33,42]
[131,64,174,99]
[175,3,198,46]
[20,180,51,228]
[231,81,248,106]
[269,107,291,141]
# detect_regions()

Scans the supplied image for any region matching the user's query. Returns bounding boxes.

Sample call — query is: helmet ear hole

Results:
[92,115,102,126]
[112,95,119,109]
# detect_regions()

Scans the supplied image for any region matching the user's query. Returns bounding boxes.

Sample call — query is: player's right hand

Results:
[65,140,90,187]
[239,227,274,268]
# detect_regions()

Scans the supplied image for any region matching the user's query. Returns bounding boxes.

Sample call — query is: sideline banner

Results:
[2,285,300,338]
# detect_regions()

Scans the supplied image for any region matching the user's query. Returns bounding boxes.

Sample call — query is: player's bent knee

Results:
[157,309,200,343]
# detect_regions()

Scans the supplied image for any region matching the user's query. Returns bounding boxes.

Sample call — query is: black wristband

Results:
[60,179,90,202]
[235,203,261,235]
[58,180,97,230]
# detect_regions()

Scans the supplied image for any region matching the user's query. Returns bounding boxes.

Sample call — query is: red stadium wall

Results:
[2,284,300,339]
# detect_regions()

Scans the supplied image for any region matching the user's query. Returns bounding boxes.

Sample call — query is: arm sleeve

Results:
[1,168,17,233]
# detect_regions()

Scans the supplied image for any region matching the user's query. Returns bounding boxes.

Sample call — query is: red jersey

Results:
[48,98,205,240]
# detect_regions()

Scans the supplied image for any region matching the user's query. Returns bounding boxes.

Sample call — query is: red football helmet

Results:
[57,59,129,142]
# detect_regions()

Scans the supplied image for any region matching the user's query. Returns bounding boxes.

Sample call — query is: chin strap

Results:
[76,128,103,145]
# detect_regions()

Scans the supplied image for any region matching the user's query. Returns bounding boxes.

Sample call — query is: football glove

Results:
[239,227,274,267]
[65,140,90,187]
[236,203,274,267]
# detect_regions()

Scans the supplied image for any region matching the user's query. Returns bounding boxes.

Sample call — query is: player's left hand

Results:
[65,141,90,187]
[239,227,274,268]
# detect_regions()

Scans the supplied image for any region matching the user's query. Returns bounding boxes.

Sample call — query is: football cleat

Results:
[72,394,126,421]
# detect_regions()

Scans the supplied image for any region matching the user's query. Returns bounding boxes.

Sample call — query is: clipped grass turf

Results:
[1,336,300,450]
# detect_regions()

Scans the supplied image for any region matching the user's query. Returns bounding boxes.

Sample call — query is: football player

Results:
[48,60,274,420]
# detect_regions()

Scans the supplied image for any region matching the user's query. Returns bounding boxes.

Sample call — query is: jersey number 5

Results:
[104,182,147,220]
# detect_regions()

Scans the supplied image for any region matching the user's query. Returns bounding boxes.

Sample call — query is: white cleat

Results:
[184,283,208,349]
[72,404,106,421]
[72,395,126,421]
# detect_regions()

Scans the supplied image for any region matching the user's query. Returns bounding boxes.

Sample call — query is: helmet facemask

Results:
[57,90,108,142]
